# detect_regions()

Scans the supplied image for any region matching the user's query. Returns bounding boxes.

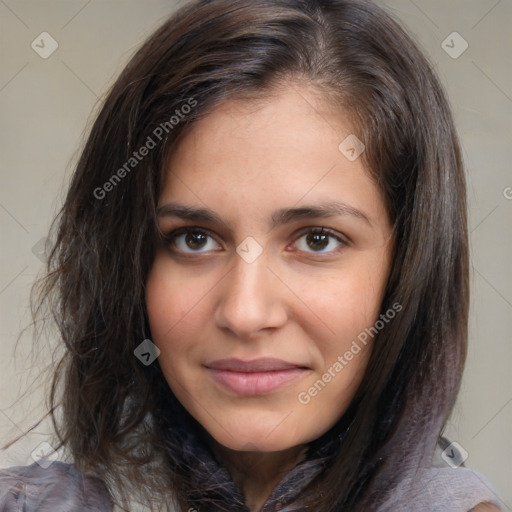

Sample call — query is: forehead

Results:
[164,86,352,181]
[159,85,387,231]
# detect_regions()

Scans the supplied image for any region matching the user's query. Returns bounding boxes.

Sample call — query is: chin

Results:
[213,432,298,453]
[202,414,312,453]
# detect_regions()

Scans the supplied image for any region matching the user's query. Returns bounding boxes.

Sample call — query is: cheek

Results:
[146,259,198,365]
[145,256,212,340]
[145,261,203,402]
[292,261,386,346]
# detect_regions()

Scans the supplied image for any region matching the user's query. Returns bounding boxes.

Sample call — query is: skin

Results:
[471,505,501,512]
[145,84,395,511]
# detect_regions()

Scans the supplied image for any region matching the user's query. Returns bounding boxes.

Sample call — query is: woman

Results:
[0,0,503,510]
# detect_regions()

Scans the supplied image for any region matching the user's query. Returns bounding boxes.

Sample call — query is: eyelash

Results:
[161,226,348,257]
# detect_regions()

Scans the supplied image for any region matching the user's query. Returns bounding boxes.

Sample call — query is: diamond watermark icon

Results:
[441,441,468,468]
[31,441,58,468]
[134,339,160,366]
[236,236,263,264]
[31,32,59,59]
[32,237,50,263]
[441,32,468,59]
[338,134,365,161]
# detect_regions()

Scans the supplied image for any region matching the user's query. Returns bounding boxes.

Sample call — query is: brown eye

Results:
[305,231,330,251]
[164,228,222,254]
[293,228,347,255]
[185,231,208,250]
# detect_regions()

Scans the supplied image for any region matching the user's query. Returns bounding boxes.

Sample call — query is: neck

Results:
[208,439,307,512]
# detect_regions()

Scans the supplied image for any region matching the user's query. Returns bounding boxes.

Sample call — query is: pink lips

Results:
[204,358,308,396]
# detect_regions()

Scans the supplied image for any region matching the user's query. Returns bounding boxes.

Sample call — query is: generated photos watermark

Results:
[93,97,197,200]
[298,302,402,405]
[441,441,469,468]
[134,339,160,366]
[31,441,59,469]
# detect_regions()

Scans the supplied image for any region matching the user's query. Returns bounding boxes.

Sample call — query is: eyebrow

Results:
[157,200,373,229]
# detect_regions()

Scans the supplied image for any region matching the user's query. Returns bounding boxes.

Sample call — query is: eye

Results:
[163,227,222,254]
[291,227,347,254]
[162,226,348,256]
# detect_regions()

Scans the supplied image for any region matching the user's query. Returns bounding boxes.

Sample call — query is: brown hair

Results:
[25,0,468,510]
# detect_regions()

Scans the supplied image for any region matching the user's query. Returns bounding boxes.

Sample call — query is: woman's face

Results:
[146,85,394,452]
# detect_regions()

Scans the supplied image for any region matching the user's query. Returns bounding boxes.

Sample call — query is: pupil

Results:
[307,232,328,251]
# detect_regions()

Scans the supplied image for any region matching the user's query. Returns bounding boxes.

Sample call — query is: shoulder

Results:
[0,460,112,512]
[470,504,501,512]
[379,465,502,512]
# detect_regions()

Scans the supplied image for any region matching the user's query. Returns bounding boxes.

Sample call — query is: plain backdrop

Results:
[0,0,511,508]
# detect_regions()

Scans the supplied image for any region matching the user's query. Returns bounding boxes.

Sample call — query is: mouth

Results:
[204,358,310,396]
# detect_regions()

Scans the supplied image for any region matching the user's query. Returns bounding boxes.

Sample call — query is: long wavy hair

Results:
[24,0,468,510]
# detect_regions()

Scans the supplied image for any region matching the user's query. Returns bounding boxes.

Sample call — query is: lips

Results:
[204,358,309,396]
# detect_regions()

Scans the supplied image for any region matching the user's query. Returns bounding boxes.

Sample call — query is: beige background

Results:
[0,0,511,508]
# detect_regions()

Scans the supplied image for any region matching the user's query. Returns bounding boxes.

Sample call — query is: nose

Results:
[214,251,288,340]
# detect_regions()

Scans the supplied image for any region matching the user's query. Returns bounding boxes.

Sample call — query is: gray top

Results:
[0,460,502,511]
[378,465,502,512]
